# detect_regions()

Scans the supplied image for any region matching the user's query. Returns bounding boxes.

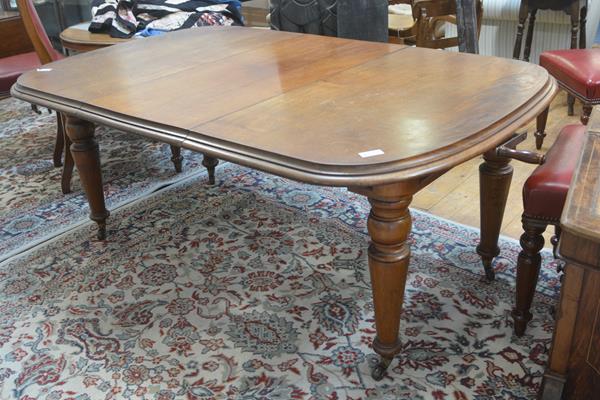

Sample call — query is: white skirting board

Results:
[447,0,600,63]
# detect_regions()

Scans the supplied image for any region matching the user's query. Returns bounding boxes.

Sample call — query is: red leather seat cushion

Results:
[540,49,600,101]
[0,52,41,94]
[523,124,586,220]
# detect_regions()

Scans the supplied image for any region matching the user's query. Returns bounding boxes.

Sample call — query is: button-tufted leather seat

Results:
[512,123,587,337]
[540,49,600,102]
[535,49,600,149]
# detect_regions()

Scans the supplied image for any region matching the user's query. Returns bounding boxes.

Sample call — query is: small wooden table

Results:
[60,22,128,52]
[11,26,557,380]
[540,109,600,399]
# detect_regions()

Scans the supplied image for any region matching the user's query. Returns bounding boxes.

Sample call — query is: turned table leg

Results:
[64,116,110,239]
[366,189,413,380]
[477,150,513,281]
[202,154,219,185]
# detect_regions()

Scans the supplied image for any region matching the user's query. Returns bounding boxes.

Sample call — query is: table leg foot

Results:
[371,356,393,381]
[481,259,496,282]
[477,150,513,281]
[97,223,107,241]
[65,116,110,238]
[202,155,219,185]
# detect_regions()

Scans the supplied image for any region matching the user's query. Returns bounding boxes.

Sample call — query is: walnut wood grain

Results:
[559,111,600,246]
[12,27,556,187]
[11,27,558,377]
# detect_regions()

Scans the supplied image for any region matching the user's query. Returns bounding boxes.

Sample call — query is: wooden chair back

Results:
[16,0,62,64]
[412,0,482,49]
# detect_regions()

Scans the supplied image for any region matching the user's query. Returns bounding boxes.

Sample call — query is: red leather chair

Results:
[534,48,600,149]
[0,52,40,99]
[512,123,586,336]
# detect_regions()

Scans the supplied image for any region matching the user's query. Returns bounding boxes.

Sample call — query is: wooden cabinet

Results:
[0,11,34,58]
[540,110,600,399]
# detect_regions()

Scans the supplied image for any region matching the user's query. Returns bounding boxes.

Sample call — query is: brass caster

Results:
[371,358,392,381]
[97,224,107,241]
[483,261,495,282]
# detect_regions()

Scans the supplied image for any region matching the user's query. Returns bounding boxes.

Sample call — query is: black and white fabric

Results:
[89,0,246,38]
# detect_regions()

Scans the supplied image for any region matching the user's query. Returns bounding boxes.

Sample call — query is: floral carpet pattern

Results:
[0,159,562,399]
[0,98,206,261]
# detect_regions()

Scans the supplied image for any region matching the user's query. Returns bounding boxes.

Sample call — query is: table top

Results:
[60,22,129,51]
[13,26,556,186]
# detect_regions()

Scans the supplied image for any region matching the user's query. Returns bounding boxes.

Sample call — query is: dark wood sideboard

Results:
[0,10,34,58]
[540,109,600,399]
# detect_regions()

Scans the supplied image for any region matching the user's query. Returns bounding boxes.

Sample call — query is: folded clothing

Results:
[90,0,247,38]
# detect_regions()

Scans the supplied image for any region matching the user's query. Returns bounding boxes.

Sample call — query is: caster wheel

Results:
[97,225,107,241]
[371,358,392,381]
[484,269,495,282]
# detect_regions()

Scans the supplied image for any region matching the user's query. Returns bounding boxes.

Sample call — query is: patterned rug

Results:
[0,162,562,400]
[0,98,206,262]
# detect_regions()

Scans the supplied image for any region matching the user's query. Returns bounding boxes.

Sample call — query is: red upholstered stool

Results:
[512,124,586,336]
[535,49,600,149]
[0,52,40,98]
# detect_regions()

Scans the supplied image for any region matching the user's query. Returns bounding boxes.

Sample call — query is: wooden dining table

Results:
[11,26,557,380]
[60,21,128,52]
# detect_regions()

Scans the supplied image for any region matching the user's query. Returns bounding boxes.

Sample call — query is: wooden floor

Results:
[412,91,581,243]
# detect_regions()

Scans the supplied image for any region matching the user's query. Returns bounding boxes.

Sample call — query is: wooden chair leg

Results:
[53,113,65,167]
[513,2,529,59]
[569,1,579,50]
[551,225,562,259]
[512,216,548,337]
[567,94,576,116]
[535,106,549,149]
[523,8,536,62]
[169,145,183,173]
[582,104,593,125]
[61,132,74,194]
[579,5,587,49]
[202,154,219,185]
